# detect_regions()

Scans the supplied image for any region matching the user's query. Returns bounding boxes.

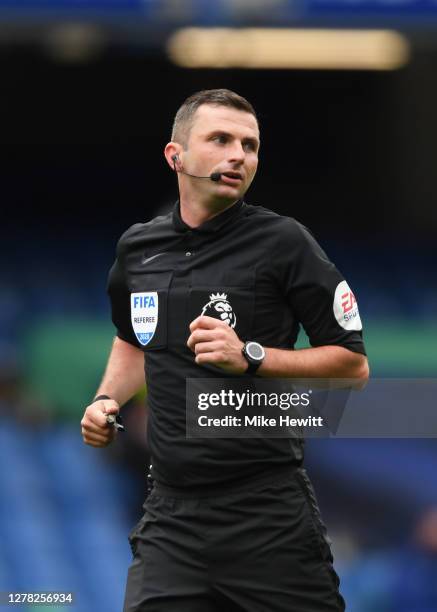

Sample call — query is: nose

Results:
[227,141,245,164]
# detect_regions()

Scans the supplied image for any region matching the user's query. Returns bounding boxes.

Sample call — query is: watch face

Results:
[246,342,265,361]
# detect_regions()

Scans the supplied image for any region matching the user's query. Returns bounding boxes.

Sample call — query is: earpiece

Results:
[171,153,222,182]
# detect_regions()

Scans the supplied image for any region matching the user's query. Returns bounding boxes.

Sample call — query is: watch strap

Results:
[93,394,111,402]
[245,361,261,375]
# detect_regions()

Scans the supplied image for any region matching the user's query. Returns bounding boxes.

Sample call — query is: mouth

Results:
[220,171,243,185]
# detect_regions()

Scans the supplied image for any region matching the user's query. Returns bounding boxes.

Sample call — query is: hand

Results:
[81,398,120,447]
[187,316,248,374]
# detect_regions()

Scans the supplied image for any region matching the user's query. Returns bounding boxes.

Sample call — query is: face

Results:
[177,104,260,206]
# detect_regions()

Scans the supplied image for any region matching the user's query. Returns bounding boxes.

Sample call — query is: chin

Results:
[215,184,244,199]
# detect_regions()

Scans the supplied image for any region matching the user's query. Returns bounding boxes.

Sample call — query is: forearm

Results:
[258,345,369,380]
[95,336,146,407]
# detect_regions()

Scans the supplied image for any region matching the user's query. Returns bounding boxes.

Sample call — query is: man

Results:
[81,89,368,611]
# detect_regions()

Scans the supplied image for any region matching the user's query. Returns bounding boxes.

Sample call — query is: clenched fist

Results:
[81,398,120,447]
[187,315,247,374]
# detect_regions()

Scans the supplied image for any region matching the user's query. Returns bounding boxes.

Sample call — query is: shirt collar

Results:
[172,199,245,234]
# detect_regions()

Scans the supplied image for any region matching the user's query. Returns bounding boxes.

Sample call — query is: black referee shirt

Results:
[107,200,366,489]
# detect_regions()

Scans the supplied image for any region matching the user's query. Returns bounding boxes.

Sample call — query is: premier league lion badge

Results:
[201,292,237,328]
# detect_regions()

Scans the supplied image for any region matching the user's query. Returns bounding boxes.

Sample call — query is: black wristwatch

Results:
[242,341,265,375]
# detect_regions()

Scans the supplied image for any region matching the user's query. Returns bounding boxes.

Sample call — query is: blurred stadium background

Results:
[1,1,437,610]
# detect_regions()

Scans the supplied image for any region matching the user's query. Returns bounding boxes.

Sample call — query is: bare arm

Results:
[81,336,145,447]
[188,316,369,381]
[95,335,146,406]
[258,345,369,380]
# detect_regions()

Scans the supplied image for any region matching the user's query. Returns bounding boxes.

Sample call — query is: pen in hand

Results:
[106,414,125,432]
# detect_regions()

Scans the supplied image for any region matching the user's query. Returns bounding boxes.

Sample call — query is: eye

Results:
[243,141,257,152]
[212,134,228,145]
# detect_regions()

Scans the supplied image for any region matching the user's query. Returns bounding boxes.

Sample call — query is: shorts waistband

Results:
[152,464,299,499]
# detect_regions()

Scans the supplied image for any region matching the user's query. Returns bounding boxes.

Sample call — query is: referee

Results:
[81,89,368,612]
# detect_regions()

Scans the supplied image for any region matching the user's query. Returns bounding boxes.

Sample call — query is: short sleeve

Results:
[280,221,366,356]
[106,240,143,350]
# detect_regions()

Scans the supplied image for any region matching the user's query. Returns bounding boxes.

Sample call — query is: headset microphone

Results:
[172,155,222,182]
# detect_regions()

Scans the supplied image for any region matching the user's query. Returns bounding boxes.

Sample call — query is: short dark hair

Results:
[171,88,258,148]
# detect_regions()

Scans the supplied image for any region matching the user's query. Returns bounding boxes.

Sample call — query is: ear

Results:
[164,142,182,170]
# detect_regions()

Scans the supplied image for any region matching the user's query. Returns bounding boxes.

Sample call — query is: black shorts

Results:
[124,467,345,612]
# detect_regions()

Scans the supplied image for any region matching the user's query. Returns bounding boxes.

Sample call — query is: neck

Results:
[179,190,238,228]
